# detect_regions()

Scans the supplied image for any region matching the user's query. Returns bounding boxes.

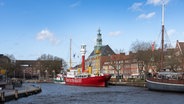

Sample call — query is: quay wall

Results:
[0,85,42,102]
[109,81,146,87]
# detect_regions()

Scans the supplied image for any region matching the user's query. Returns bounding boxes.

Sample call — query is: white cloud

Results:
[137,12,155,19]
[167,29,176,36]
[36,29,52,40]
[129,2,143,11]
[36,29,60,45]
[146,0,169,6]
[109,31,122,36]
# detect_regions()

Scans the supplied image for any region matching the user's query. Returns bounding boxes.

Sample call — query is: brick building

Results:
[15,60,62,79]
[175,40,184,70]
[84,29,141,79]
[101,52,140,79]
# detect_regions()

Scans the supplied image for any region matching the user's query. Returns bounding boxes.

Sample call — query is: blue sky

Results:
[0,0,184,64]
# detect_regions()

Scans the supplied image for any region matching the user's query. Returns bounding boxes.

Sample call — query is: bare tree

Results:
[4,54,16,78]
[164,49,182,71]
[36,54,66,78]
[130,40,152,53]
[101,54,124,81]
[114,49,124,54]
[130,40,153,68]
[130,40,158,79]
[130,40,182,74]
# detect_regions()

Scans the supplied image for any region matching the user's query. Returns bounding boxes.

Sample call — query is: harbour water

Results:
[6,83,184,104]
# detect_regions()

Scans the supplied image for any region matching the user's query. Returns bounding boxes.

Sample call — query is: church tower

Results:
[94,29,102,54]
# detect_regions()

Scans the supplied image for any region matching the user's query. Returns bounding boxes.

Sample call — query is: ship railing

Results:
[147,77,184,84]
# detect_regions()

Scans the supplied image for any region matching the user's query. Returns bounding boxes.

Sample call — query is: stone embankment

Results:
[0,84,42,102]
[109,81,146,87]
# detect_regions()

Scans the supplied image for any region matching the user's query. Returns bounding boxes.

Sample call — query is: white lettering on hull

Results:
[66,78,82,83]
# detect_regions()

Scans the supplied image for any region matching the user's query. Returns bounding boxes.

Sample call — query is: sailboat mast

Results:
[161,2,165,69]
[70,38,72,69]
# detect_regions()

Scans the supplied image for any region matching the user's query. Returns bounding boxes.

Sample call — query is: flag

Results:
[73,54,75,58]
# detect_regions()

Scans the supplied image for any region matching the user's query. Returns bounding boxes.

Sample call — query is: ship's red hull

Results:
[64,75,111,87]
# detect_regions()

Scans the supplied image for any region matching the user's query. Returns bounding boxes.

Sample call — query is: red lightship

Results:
[64,44,111,87]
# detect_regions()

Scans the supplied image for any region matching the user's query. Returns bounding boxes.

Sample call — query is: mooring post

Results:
[0,91,5,102]
[25,89,28,96]
[25,86,29,96]
[15,89,18,99]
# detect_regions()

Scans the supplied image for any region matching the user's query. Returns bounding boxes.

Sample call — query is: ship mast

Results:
[70,38,72,69]
[161,2,165,69]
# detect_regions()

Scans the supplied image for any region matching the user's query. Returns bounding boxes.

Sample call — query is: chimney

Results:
[120,52,125,55]
[129,51,132,55]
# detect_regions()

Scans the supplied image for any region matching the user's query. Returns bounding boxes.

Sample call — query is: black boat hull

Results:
[146,79,184,92]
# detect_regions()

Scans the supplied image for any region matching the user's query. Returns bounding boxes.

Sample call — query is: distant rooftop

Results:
[88,45,115,58]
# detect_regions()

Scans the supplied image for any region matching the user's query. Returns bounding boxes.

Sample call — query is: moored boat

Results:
[53,74,65,84]
[65,69,111,87]
[64,44,111,87]
[146,71,184,92]
[146,2,184,92]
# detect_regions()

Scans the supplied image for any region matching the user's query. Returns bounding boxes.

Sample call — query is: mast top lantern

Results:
[80,44,86,56]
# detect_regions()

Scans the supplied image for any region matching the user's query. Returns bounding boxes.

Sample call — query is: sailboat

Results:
[64,39,111,87]
[146,2,184,92]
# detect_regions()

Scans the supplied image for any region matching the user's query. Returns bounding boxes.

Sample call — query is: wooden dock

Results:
[0,85,42,102]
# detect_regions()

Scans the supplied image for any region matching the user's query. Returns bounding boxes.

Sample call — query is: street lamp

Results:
[23,69,25,81]
[45,70,47,81]
[37,70,40,81]
[52,70,55,79]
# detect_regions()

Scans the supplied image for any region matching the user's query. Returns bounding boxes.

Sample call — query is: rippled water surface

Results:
[6,83,184,104]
